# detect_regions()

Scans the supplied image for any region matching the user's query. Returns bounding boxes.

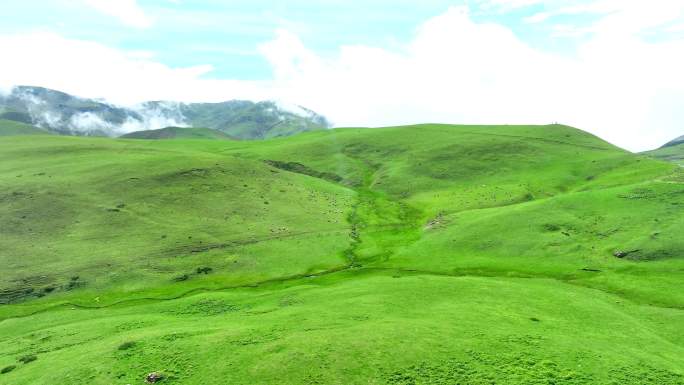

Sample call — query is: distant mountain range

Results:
[645,133,684,167]
[0,86,329,139]
[662,135,684,148]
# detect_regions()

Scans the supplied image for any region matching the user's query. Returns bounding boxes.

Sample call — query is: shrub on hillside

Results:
[18,355,36,364]
[118,341,136,350]
[1,365,16,374]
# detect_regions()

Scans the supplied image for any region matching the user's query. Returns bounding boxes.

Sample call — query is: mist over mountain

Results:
[0,86,329,139]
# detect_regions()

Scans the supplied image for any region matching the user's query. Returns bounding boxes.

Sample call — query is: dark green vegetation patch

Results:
[264,159,344,183]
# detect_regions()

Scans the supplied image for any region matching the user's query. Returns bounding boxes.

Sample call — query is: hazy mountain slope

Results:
[0,86,329,139]
[0,119,51,136]
[0,86,143,136]
[119,126,234,140]
[175,101,329,139]
[644,141,684,167]
[663,135,684,148]
[0,124,683,384]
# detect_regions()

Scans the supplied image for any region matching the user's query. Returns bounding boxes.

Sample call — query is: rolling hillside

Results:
[0,119,51,136]
[119,126,234,140]
[0,124,683,384]
[663,135,684,148]
[646,138,684,167]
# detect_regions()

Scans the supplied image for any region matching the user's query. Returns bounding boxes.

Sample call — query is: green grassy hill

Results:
[663,135,684,148]
[0,119,50,136]
[119,126,234,140]
[646,141,684,167]
[0,124,683,384]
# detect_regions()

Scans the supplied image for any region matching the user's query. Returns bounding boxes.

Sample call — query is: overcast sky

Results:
[1,0,683,151]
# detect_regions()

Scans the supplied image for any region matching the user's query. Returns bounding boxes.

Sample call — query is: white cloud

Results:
[0,31,268,104]
[590,1,684,36]
[82,0,153,28]
[69,112,114,133]
[550,24,591,37]
[523,0,684,34]
[478,0,547,11]
[0,84,12,96]
[524,12,552,23]
[127,102,188,132]
[523,3,609,24]
[1,4,684,151]
[67,109,186,135]
[254,5,684,151]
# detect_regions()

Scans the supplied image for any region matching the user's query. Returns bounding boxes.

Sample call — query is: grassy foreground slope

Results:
[0,124,683,384]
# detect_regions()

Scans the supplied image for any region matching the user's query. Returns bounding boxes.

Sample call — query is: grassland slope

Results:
[663,135,684,148]
[646,142,684,167]
[0,119,51,136]
[0,124,683,384]
[119,126,234,140]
